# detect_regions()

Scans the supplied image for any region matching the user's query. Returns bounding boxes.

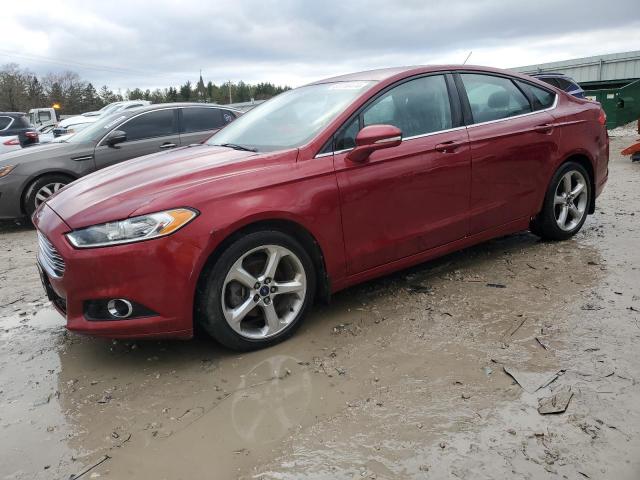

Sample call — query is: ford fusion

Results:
[34,65,609,350]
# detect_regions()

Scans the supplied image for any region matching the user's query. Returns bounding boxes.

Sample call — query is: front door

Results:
[93,108,180,170]
[333,74,471,274]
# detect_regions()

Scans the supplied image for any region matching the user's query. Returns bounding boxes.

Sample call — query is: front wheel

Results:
[23,174,72,219]
[196,231,316,351]
[530,162,591,241]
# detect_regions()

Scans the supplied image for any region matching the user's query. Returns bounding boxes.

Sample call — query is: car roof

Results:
[308,64,541,86]
[0,112,27,116]
[110,102,242,117]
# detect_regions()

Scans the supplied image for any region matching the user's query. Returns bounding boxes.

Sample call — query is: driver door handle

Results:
[533,124,554,134]
[435,141,463,153]
[160,142,177,149]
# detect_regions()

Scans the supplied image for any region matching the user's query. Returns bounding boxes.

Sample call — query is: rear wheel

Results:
[196,231,316,351]
[530,162,591,240]
[24,174,72,218]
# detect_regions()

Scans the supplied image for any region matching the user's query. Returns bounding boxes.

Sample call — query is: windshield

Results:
[207,81,374,152]
[66,113,128,144]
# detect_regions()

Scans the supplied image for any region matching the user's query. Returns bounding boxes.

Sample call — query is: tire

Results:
[196,230,316,351]
[23,174,72,219]
[530,161,591,241]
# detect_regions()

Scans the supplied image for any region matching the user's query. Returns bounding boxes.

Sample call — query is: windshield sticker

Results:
[328,81,370,90]
[104,115,127,129]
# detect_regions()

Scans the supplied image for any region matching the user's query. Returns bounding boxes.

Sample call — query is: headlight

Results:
[0,165,15,178]
[66,208,198,248]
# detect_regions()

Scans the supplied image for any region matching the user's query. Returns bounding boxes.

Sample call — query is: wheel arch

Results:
[193,218,331,324]
[560,152,596,214]
[20,170,78,215]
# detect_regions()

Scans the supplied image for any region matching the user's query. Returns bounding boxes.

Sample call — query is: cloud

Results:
[2,0,640,90]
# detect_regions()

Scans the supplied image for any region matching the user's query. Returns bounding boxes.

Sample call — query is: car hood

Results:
[46,145,297,229]
[0,141,77,167]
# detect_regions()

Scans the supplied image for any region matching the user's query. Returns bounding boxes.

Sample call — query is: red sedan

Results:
[34,65,609,350]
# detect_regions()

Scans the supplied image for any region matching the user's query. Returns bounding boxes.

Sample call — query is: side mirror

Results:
[105,130,127,147]
[346,125,402,162]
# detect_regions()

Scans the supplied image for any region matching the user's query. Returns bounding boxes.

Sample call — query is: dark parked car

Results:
[0,112,39,147]
[532,73,585,98]
[0,103,240,218]
[33,65,608,351]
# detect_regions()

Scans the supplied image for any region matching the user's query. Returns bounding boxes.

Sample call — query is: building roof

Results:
[513,51,640,85]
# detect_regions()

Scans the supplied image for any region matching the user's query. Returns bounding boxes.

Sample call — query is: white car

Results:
[54,100,151,137]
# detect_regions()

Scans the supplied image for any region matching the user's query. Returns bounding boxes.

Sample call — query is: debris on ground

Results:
[538,386,573,414]
[503,366,562,393]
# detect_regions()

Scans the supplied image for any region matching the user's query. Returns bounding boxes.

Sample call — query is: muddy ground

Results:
[1,136,639,480]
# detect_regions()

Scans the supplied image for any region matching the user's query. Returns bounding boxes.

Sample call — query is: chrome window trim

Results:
[96,107,178,147]
[314,126,467,158]
[466,92,558,130]
[313,94,557,158]
[0,116,15,131]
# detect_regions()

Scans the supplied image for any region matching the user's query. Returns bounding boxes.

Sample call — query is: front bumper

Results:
[0,173,28,219]
[33,204,201,339]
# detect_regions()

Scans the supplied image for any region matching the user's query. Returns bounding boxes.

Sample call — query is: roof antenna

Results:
[462,51,473,65]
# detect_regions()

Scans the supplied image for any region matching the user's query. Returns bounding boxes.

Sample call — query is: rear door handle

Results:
[435,141,462,153]
[534,124,554,134]
[160,142,177,149]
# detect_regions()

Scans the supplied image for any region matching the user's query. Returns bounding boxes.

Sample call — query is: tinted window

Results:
[516,81,556,111]
[182,107,223,133]
[334,116,360,151]
[554,78,576,92]
[0,116,11,130]
[363,75,452,138]
[461,74,531,123]
[221,110,236,124]
[539,77,561,88]
[121,109,176,141]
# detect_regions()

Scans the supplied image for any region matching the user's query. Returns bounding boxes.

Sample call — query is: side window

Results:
[0,116,11,130]
[363,75,452,138]
[182,108,224,132]
[221,110,236,124]
[461,74,531,123]
[334,116,360,151]
[38,111,52,122]
[120,109,176,141]
[515,81,556,111]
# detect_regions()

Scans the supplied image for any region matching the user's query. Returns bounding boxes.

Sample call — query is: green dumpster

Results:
[584,79,640,130]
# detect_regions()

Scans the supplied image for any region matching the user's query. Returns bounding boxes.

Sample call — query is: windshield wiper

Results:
[214,143,257,152]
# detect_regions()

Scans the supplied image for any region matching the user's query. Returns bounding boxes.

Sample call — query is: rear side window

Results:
[182,108,224,133]
[121,109,176,141]
[461,74,531,123]
[0,116,11,130]
[516,81,556,111]
[554,77,577,92]
[221,110,237,124]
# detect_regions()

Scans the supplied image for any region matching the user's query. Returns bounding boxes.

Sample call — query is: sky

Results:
[3,0,640,91]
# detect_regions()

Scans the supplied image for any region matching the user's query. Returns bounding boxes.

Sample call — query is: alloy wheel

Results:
[221,244,307,339]
[554,170,588,231]
[34,182,66,207]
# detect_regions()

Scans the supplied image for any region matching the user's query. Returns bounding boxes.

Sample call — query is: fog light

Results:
[84,299,159,321]
[107,299,133,318]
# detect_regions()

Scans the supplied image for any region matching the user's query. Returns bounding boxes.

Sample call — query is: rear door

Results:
[178,106,236,145]
[93,108,180,170]
[456,72,559,234]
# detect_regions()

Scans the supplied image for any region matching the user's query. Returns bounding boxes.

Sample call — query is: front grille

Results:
[37,231,65,278]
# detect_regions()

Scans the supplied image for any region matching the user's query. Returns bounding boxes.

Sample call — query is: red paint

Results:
[33,65,608,339]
